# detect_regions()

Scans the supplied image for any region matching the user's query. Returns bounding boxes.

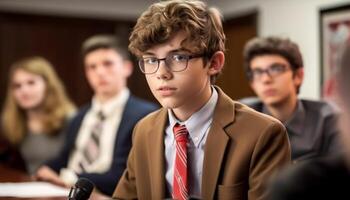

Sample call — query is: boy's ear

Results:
[123,60,134,78]
[208,51,225,76]
[293,67,304,88]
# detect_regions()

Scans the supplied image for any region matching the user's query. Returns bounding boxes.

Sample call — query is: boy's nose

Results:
[156,62,172,80]
[260,72,273,83]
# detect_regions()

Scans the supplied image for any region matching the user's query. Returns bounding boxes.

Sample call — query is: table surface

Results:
[0,165,109,200]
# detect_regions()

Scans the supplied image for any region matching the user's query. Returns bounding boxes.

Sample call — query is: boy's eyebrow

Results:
[142,52,155,57]
[169,48,192,54]
[252,62,287,70]
[143,48,192,57]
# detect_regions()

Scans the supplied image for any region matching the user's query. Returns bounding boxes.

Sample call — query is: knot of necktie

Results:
[173,123,189,143]
[97,111,106,121]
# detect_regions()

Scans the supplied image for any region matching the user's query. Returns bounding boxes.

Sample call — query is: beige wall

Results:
[215,0,350,100]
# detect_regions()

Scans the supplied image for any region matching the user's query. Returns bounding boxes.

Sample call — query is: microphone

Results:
[68,178,94,200]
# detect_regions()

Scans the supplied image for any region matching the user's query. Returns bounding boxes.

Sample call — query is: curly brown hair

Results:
[129,0,226,83]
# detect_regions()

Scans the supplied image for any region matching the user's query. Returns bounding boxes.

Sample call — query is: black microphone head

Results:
[76,178,94,194]
[68,177,94,200]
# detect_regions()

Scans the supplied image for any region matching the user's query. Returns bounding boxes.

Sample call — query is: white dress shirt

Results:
[165,86,218,198]
[60,88,130,185]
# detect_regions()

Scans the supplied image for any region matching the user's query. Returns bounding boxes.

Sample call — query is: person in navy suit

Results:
[35,34,158,196]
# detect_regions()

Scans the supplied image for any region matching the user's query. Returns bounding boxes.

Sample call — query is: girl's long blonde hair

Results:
[1,57,76,145]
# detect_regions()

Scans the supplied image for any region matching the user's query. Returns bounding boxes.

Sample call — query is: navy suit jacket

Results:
[46,95,158,195]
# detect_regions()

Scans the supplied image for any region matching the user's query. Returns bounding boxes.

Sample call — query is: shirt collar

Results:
[262,100,305,135]
[284,100,305,135]
[168,86,218,146]
[91,88,130,118]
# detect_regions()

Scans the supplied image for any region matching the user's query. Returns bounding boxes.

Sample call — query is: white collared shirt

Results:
[164,86,218,198]
[60,88,130,185]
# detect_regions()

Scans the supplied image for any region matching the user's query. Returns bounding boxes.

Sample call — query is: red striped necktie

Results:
[172,123,189,200]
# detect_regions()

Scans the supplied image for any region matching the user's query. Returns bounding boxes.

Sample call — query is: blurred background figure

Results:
[0,56,76,174]
[268,42,350,200]
[338,42,350,174]
[35,34,158,196]
[241,36,341,163]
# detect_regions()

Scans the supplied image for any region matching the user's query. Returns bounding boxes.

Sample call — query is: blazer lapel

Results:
[148,109,168,199]
[202,87,236,199]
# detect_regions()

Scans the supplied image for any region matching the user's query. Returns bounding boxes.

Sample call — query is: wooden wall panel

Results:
[217,12,258,100]
[0,12,156,108]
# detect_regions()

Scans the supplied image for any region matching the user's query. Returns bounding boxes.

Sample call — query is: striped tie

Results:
[172,123,189,200]
[78,111,105,172]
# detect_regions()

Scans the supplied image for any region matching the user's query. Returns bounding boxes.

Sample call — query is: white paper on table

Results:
[0,182,70,197]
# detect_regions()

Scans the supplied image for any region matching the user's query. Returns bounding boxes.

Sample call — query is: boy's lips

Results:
[263,88,277,96]
[157,86,177,96]
[98,80,108,85]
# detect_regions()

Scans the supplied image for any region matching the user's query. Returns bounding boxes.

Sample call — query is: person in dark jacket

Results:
[241,36,341,163]
[267,41,350,200]
[35,34,158,196]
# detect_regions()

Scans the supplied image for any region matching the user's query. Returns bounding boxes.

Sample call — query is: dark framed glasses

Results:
[249,63,289,80]
[138,53,204,74]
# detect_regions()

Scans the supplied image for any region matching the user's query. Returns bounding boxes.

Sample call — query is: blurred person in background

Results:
[0,56,76,174]
[241,36,341,163]
[267,42,350,200]
[35,34,158,196]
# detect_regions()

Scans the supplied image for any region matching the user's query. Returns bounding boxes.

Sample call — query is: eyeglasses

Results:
[249,63,289,81]
[138,53,204,74]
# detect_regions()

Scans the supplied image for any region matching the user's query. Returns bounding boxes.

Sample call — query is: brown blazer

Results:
[113,88,291,200]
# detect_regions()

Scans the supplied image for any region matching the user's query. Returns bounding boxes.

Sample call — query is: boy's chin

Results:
[261,96,284,106]
[159,103,175,109]
[157,99,180,109]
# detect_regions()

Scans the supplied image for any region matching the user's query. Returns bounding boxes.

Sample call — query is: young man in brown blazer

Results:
[113,1,291,199]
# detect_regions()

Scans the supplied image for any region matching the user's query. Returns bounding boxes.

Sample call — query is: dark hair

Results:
[243,36,303,78]
[81,34,130,60]
[128,0,226,83]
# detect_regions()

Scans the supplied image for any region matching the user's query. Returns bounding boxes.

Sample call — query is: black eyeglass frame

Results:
[138,54,204,74]
[247,63,290,81]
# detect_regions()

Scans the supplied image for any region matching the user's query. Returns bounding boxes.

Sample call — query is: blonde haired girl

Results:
[1,56,75,174]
